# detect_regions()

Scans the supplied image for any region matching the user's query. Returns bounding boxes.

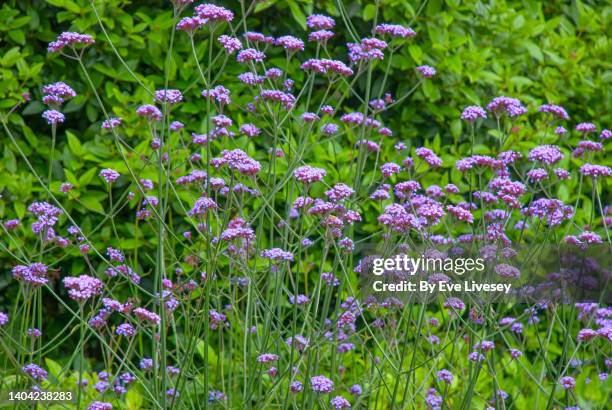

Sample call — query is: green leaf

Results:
[408,45,423,64]
[45,358,63,379]
[79,195,104,214]
[363,4,377,21]
[66,131,85,156]
[197,340,218,368]
[79,168,97,186]
[126,388,143,410]
[521,40,543,62]
[287,1,306,30]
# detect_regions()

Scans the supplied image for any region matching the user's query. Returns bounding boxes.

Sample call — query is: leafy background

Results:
[0,0,610,398]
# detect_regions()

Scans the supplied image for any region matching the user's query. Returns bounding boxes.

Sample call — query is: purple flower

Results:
[437,369,453,383]
[12,263,49,287]
[63,275,103,302]
[311,375,334,393]
[325,183,354,201]
[487,96,527,117]
[461,105,487,121]
[42,82,76,100]
[415,147,443,167]
[575,122,597,133]
[290,381,303,393]
[349,384,362,396]
[257,353,279,363]
[375,24,416,38]
[293,165,326,184]
[102,117,122,129]
[261,248,294,262]
[416,65,436,78]
[559,376,576,390]
[538,104,569,120]
[330,396,351,409]
[237,48,265,63]
[307,14,335,30]
[136,104,162,121]
[528,145,563,165]
[22,364,48,381]
[176,16,205,33]
[301,59,353,76]
[195,4,234,23]
[99,168,120,183]
[87,402,113,410]
[48,32,94,53]
[579,163,611,178]
[116,323,136,337]
[0,312,8,326]
[154,89,183,105]
[494,263,520,278]
[244,32,275,45]
[276,35,304,52]
[308,30,335,43]
[42,110,65,125]
[189,196,217,217]
[600,129,611,139]
[218,35,242,53]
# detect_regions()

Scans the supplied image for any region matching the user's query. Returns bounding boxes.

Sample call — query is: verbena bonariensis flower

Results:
[575,122,597,133]
[330,396,351,409]
[244,31,275,45]
[347,39,386,63]
[258,89,295,109]
[375,24,416,38]
[415,147,443,167]
[87,401,113,410]
[176,16,205,33]
[195,4,234,23]
[487,96,527,117]
[538,103,569,120]
[63,275,103,302]
[214,149,261,175]
[219,35,242,53]
[275,35,305,52]
[579,163,611,178]
[42,82,76,101]
[600,129,611,139]
[136,104,162,121]
[311,375,334,393]
[22,363,48,381]
[101,117,122,129]
[116,323,136,337]
[301,59,353,76]
[528,145,564,165]
[261,248,294,262]
[308,30,334,43]
[154,89,183,105]
[99,168,120,183]
[133,307,161,325]
[0,312,8,326]
[12,263,49,287]
[461,105,487,121]
[416,65,436,78]
[293,165,326,184]
[559,376,576,390]
[188,196,217,217]
[257,353,279,363]
[325,183,355,202]
[236,48,266,63]
[494,263,520,278]
[437,369,454,383]
[42,109,65,125]
[201,85,231,105]
[307,14,335,30]
[48,32,94,53]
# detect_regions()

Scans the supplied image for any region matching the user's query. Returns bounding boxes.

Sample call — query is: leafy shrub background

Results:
[0,0,610,372]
